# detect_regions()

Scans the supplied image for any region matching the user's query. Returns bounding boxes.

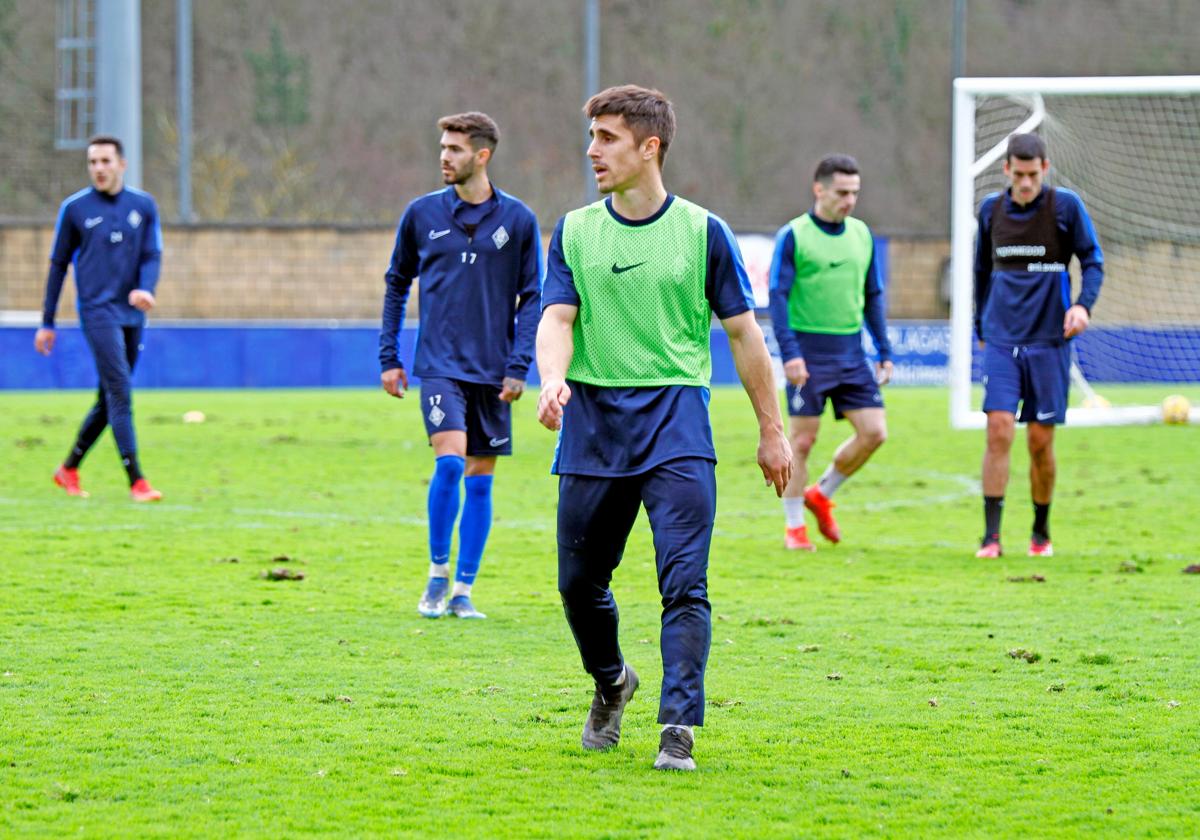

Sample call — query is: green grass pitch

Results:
[1,386,1197,837]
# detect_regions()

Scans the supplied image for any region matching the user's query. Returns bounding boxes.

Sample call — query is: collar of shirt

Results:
[91,187,124,204]
[447,186,500,227]
[807,208,845,235]
[603,193,675,227]
[1003,185,1048,214]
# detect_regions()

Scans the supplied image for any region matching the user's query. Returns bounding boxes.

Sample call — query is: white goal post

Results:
[950,76,1200,428]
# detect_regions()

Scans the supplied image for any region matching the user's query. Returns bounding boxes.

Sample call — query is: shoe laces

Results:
[660,727,693,758]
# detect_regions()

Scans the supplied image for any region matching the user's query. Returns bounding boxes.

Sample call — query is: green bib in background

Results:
[787,214,873,335]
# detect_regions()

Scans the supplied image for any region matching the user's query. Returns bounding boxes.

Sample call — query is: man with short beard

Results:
[379,112,542,620]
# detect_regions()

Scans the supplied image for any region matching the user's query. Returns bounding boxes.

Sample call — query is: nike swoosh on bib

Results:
[611,262,646,274]
[828,258,848,268]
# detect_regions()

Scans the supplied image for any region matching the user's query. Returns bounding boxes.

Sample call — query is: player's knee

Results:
[660,585,709,614]
[790,432,816,456]
[1027,433,1054,459]
[986,420,1015,450]
[861,425,887,451]
[557,552,605,604]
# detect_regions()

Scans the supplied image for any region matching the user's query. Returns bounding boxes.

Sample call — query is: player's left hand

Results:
[1063,304,1089,339]
[758,426,793,498]
[499,377,526,403]
[875,360,894,386]
[128,289,156,312]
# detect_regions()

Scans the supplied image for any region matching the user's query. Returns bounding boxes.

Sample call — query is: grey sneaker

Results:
[653,726,696,771]
[447,594,486,619]
[417,576,449,618]
[581,664,639,750]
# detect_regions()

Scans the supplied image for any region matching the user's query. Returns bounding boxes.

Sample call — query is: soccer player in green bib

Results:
[537,85,792,771]
[768,155,893,550]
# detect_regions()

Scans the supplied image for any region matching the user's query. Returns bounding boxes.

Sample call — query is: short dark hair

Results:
[1005,133,1046,162]
[437,112,500,153]
[87,134,124,157]
[813,154,859,184]
[584,84,676,167]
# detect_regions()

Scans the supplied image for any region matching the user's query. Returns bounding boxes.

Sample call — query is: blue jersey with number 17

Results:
[379,186,543,384]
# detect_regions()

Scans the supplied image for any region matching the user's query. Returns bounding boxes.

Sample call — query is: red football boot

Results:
[975,540,1002,559]
[53,465,89,498]
[785,525,816,551]
[130,478,163,502]
[1028,538,1053,557]
[803,485,841,543]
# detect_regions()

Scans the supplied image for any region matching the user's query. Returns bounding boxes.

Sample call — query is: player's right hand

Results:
[381,366,408,398]
[537,378,572,430]
[34,328,55,356]
[783,357,809,388]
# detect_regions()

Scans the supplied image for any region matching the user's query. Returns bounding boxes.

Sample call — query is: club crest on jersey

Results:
[127,209,142,228]
[491,225,509,250]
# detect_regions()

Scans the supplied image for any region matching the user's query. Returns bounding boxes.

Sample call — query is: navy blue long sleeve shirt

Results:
[379,185,542,383]
[974,186,1103,345]
[767,211,891,363]
[43,186,163,328]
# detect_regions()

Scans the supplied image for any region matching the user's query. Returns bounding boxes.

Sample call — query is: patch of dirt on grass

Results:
[1008,648,1041,663]
[262,567,304,581]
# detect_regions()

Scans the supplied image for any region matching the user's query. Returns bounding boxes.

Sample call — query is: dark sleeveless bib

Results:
[991,187,1070,271]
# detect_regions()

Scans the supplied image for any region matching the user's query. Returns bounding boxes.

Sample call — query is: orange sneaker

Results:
[975,541,1002,558]
[130,478,163,502]
[1028,538,1053,557]
[785,525,816,551]
[53,465,89,498]
[803,485,841,543]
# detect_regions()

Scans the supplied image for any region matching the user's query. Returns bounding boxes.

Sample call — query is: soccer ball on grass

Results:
[1161,394,1191,425]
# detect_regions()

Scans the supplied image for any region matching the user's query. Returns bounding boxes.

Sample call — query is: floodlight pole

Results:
[583,0,599,204]
[95,0,142,188]
[177,0,194,221]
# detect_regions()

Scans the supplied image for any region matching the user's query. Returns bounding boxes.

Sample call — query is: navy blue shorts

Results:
[981,341,1070,425]
[419,377,512,455]
[786,358,883,419]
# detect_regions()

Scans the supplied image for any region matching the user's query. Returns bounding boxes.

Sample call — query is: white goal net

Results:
[950,76,1200,428]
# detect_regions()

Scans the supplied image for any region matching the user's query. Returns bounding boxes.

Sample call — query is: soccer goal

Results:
[950,76,1200,428]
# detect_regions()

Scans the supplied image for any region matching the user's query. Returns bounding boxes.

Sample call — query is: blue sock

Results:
[428,455,465,564]
[456,475,493,585]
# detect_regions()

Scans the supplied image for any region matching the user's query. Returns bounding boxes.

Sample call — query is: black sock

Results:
[983,496,1004,544]
[122,453,143,485]
[63,443,86,470]
[1032,503,1050,542]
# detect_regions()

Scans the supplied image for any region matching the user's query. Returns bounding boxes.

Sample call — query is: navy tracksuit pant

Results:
[74,322,143,460]
[557,457,716,726]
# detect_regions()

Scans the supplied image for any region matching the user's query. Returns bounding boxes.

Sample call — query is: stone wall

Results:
[1,222,954,322]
